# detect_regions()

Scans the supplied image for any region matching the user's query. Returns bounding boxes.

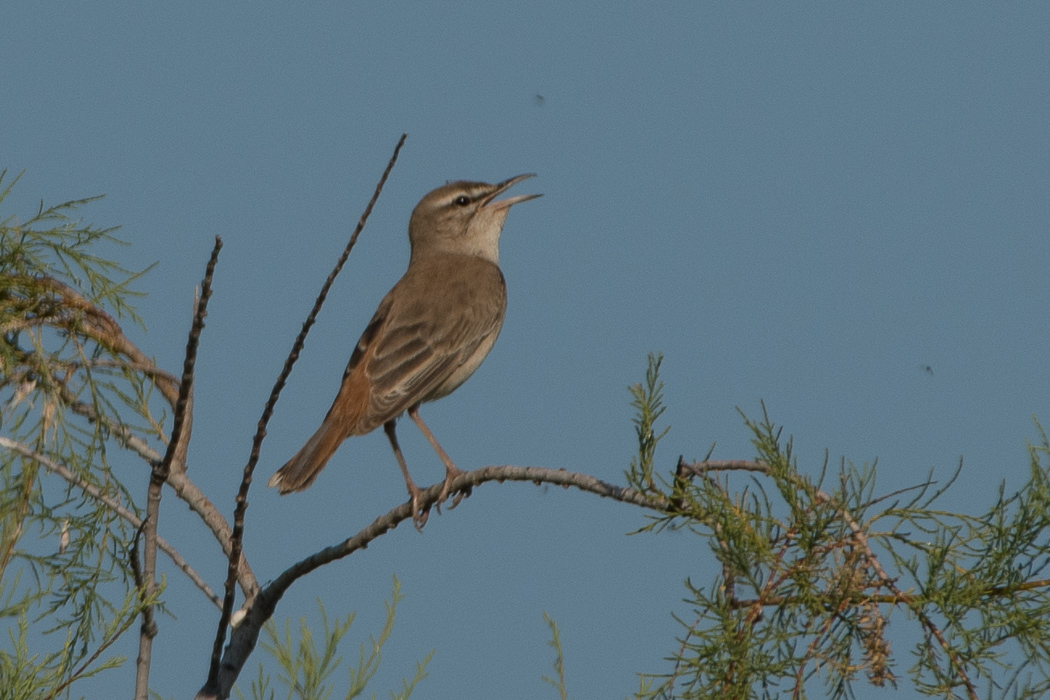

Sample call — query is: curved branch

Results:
[274,466,662,590]
[206,133,408,690]
[197,464,663,699]
[5,273,180,406]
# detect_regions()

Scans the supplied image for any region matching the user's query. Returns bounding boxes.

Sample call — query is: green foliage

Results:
[0,170,151,323]
[625,352,671,494]
[1,173,162,698]
[621,359,1050,700]
[241,577,432,700]
[260,602,354,700]
[5,171,1050,700]
[542,612,571,700]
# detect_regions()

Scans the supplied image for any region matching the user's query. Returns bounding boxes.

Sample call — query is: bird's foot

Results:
[407,483,430,531]
[435,464,469,514]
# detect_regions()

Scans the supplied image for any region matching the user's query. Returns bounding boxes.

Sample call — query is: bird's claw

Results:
[435,466,467,515]
[408,486,430,531]
[447,485,471,510]
[408,468,471,527]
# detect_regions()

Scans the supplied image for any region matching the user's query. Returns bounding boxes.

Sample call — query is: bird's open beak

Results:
[482,173,542,210]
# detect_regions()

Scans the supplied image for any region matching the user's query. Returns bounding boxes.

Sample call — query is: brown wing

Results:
[271,256,506,493]
[352,255,506,433]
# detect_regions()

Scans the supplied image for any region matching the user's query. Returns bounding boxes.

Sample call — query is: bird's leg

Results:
[408,406,468,511]
[383,420,428,530]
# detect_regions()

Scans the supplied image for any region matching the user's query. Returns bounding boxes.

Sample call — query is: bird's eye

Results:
[454,195,470,207]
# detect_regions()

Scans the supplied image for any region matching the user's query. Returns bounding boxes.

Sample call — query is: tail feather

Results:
[268,415,348,493]
[271,347,372,494]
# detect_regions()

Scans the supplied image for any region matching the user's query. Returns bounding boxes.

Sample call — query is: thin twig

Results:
[136,236,222,700]
[0,435,221,607]
[130,518,155,630]
[205,134,408,693]
[43,594,143,700]
[130,517,158,693]
[8,272,260,594]
[57,388,259,596]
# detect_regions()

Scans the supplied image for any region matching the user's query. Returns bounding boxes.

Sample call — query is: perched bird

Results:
[269,174,540,528]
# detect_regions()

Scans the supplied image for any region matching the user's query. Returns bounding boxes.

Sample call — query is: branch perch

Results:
[206,133,408,691]
[197,463,664,699]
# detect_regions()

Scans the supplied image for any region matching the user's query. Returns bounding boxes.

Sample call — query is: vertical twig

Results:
[203,134,407,695]
[129,518,156,643]
[134,236,223,700]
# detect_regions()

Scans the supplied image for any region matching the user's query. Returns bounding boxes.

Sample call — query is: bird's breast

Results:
[423,326,503,402]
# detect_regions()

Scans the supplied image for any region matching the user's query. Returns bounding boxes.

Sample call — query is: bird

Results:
[269,174,540,528]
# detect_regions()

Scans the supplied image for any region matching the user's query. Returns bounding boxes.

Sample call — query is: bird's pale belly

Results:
[424,328,502,403]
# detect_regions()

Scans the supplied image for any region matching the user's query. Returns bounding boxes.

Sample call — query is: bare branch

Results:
[275,465,662,585]
[136,236,222,700]
[205,133,408,692]
[197,463,661,698]
[131,519,157,698]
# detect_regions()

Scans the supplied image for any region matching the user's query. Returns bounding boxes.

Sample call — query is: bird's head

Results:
[408,174,540,264]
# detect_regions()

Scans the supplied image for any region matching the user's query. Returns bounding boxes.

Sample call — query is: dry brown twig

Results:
[3,274,180,404]
[134,236,223,700]
[201,133,409,695]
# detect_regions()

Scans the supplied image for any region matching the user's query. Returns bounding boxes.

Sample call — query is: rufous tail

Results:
[269,382,363,493]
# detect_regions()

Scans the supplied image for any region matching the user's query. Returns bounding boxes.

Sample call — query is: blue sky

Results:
[3,4,1049,698]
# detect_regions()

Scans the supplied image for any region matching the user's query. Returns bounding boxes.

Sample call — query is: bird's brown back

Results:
[344,253,507,435]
